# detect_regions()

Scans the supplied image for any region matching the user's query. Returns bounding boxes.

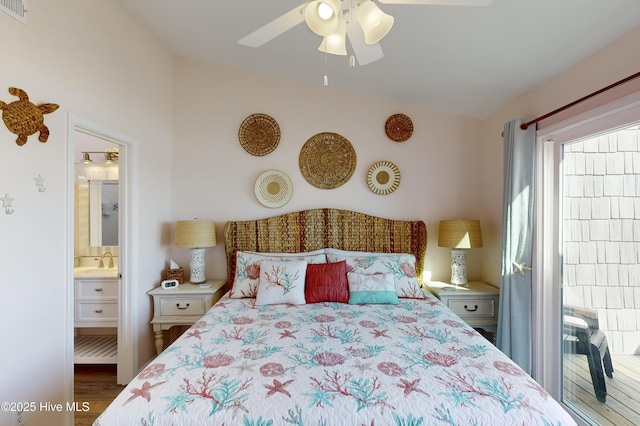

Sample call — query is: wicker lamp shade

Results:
[175,220,217,248]
[438,220,483,249]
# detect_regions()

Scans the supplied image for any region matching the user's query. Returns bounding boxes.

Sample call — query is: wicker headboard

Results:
[223,208,427,289]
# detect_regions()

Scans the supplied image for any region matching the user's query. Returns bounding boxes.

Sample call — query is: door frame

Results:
[532,136,563,397]
[532,91,640,424]
[66,114,138,398]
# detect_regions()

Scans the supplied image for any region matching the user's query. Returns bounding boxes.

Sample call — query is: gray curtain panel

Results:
[496,119,536,374]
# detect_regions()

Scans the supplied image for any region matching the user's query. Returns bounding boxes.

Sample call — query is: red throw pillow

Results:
[305,260,349,303]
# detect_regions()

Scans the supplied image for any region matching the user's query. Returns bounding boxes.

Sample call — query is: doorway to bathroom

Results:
[68,114,137,388]
[74,130,119,367]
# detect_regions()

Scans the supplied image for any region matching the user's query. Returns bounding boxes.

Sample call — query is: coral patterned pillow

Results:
[230,250,326,298]
[255,260,307,305]
[325,249,424,299]
[305,260,349,303]
[347,272,399,305]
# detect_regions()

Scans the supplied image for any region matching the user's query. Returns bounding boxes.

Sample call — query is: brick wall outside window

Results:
[562,126,640,354]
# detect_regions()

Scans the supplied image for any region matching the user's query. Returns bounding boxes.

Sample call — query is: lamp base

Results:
[450,248,468,286]
[189,247,207,284]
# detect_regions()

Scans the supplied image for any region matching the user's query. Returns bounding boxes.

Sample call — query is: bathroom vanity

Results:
[74,273,118,364]
[75,277,118,328]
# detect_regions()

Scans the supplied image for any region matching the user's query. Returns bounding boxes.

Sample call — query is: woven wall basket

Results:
[367,161,401,195]
[238,113,281,156]
[385,114,413,142]
[299,132,356,189]
[254,170,293,208]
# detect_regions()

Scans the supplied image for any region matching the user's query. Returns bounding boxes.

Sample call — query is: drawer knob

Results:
[94,309,103,313]
[94,288,103,292]
[176,303,190,310]
[464,304,478,312]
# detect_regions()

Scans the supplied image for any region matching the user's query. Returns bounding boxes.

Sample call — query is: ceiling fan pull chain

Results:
[324,49,329,87]
[349,0,355,67]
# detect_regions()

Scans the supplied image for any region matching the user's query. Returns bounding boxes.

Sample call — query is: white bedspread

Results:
[95,292,575,425]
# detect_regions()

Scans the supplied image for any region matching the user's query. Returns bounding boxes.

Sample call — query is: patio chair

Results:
[563,305,614,403]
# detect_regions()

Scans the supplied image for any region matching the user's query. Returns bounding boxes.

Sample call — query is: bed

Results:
[95,208,575,425]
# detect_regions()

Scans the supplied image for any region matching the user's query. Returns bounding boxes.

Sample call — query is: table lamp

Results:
[438,220,483,286]
[174,220,217,284]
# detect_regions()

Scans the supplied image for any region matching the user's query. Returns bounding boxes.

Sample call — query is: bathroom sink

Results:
[74,267,119,278]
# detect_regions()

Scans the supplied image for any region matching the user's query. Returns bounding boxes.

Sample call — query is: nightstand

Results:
[148,280,226,354]
[426,281,500,342]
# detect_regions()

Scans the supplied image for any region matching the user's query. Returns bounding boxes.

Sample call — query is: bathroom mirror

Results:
[89,180,118,246]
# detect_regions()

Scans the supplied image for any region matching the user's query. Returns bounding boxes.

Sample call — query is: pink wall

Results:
[0,1,173,424]
[168,24,640,290]
[169,58,485,286]
[479,26,640,286]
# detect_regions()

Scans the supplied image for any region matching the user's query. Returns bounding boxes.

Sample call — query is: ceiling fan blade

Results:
[378,0,492,6]
[346,12,383,66]
[238,3,309,47]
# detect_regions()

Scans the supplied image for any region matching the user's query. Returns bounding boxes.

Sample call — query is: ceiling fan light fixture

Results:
[305,0,340,36]
[318,17,347,55]
[317,2,334,20]
[355,0,394,45]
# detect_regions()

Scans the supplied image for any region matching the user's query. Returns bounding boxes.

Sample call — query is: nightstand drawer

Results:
[159,297,207,316]
[447,298,496,320]
[75,301,118,322]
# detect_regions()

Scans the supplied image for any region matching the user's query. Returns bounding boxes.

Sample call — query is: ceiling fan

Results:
[238,0,492,66]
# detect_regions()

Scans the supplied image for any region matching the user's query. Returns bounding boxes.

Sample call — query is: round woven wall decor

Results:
[238,113,281,156]
[299,132,356,189]
[367,161,401,195]
[385,114,413,142]
[254,170,293,208]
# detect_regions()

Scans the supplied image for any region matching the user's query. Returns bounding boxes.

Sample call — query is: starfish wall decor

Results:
[1,193,15,214]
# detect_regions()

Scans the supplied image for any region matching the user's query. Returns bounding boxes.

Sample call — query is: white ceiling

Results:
[115,0,640,118]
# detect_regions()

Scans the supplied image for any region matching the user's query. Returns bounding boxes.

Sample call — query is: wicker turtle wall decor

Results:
[0,87,59,146]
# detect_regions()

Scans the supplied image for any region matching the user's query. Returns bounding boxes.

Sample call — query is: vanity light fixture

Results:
[76,149,119,181]
[104,151,118,164]
[81,150,119,164]
[81,152,93,164]
[438,219,483,286]
[174,220,217,284]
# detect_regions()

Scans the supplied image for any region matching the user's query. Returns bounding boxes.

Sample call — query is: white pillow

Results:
[347,272,399,305]
[230,250,326,298]
[255,260,308,305]
[325,249,424,299]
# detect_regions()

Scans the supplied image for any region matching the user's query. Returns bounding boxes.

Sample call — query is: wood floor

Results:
[74,364,125,426]
[563,354,640,425]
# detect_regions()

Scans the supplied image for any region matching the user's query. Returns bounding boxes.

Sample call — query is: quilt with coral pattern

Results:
[95,292,575,426]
